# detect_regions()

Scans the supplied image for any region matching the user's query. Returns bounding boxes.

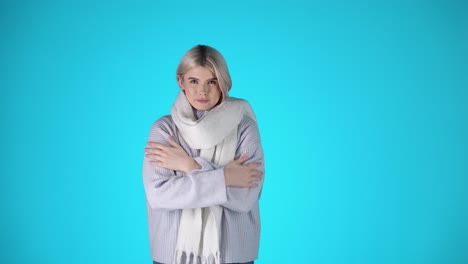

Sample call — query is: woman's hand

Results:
[224,153,263,188]
[145,136,201,173]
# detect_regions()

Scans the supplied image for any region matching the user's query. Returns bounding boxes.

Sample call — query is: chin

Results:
[195,106,212,111]
[194,103,215,111]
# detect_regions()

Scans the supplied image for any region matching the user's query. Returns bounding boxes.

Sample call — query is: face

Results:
[178,66,222,111]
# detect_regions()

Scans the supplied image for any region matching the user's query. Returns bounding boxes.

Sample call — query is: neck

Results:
[192,108,208,120]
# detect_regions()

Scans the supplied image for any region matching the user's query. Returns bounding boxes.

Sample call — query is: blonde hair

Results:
[176,45,232,100]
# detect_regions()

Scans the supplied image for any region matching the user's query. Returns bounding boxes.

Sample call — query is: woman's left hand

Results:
[145,136,201,173]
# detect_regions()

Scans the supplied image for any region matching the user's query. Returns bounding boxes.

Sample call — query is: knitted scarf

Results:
[171,91,255,264]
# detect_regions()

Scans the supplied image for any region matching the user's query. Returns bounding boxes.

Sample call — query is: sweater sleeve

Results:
[142,117,228,211]
[221,115,265,213]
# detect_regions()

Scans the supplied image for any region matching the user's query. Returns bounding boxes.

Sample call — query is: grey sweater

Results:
[143,111,264,263]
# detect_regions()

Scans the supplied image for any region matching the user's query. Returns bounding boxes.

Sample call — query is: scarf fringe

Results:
[174,250,220,264]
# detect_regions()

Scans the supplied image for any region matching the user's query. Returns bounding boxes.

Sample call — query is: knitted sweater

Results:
[142,110,264,263]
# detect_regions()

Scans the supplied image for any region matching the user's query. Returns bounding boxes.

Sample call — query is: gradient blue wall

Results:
[1,0,467,263]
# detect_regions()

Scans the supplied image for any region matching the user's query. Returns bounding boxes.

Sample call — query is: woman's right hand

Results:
[224,153,263,188]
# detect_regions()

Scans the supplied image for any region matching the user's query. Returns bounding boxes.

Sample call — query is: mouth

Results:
[196,99,209,103]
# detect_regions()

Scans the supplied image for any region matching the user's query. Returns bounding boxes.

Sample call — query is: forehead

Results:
[184,66,216,79]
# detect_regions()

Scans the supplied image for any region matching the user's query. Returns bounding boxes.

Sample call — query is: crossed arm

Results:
[142,116,264,212]
[145,135,262,188]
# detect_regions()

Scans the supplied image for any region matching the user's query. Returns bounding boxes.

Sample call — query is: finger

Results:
[145,154,155,160]
[145,148,167,156]
[144,147,156,154]
[249,170,262,177]
[247,162,262,169]
[150,160,165,167]
[148,142,169,150]
[253,175,262,182]
[144,148,156,154]
[246,176,261,186]
[146,154,166,161]
[248,173,262,181]
[249,182,259,188]
[235,152,249,164]
[145,148,167,157]
[147,142,159,147]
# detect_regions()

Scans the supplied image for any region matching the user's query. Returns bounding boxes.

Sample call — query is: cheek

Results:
[179,83,186,91]
[181,84,191,93]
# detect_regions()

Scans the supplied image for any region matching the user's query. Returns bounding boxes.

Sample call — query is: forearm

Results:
[143,119,228,210]
[221,116,265,212]
[143,115,264,212]
[197,146,264,213]
[221,149,264,212]
[143,157,227,211]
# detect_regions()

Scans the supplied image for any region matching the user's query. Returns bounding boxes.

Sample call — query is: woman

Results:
[143,45,264,264]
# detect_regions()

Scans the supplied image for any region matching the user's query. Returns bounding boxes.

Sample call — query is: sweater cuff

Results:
[191,157,228,205]
[193,156,218,171]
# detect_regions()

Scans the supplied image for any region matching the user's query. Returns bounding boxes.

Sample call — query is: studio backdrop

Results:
[1,1,467,263]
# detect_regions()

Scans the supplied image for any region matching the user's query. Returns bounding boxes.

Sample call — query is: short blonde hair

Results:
[176,45,232,100]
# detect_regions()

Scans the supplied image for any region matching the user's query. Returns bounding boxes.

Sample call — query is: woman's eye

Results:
[190,80,198,84]
[208,80,217,85]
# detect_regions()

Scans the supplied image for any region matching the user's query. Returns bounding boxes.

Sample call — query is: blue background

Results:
[1,0,467,263]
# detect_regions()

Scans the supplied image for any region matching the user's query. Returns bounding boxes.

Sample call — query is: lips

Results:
[196,99,208,103]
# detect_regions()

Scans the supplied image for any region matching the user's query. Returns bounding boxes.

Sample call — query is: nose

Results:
[199,83,209,95]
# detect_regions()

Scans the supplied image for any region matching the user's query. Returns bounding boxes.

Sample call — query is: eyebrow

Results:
[187,77,217,81]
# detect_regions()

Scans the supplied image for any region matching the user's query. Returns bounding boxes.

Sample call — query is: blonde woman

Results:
[143,45,264,264]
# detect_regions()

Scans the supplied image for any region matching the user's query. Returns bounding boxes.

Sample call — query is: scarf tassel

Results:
[174,250,220,264]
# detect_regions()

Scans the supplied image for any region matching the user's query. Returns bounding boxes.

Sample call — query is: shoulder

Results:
[225,96,252,109]
[226,96,256,122]
[148,115,176,137]
[151,115,173,128]
[238,114,260,142]
[225,96,258,130]
[239,114,257,129]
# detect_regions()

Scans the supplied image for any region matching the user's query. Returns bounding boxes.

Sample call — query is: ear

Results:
[177,75,185,90]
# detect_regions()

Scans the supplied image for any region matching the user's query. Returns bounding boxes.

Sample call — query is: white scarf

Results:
[171,91,255,264]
